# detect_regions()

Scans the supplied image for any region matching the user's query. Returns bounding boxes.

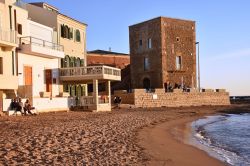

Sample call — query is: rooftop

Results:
[129,16,195,27]
[29,2,87,26]
[87,50,129,56]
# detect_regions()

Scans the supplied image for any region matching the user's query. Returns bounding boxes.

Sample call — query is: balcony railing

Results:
[59,65,121,78]
[20,36,64,51]
[14,0,27,10]
[0,29,17,45]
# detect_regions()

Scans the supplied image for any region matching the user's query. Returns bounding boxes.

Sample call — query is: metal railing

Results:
[20,36,64,51]
[59,65,121,77]
[0,29,17,44]
[14,0,27,10]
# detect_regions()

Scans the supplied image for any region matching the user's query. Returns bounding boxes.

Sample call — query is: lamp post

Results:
[195,42,200,92]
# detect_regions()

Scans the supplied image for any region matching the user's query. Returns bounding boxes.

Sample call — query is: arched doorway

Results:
[143,78,151,90]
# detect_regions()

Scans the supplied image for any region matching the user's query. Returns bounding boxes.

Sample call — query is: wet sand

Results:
[0,105,247,165]
[139,117,225,166]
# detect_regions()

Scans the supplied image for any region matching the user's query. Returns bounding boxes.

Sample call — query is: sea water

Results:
[191,114,250,166]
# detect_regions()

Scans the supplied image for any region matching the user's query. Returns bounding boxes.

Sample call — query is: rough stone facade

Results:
[114,89,230,107]
[129,17,196,89]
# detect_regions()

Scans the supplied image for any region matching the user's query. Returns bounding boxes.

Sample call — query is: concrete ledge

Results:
[173,89,183,93]
[202,89,214,92]
[216,89,226,93]
[59,92,70,97]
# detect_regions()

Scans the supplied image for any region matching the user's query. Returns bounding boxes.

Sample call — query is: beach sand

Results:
[0,105,248,165]
[138,117,225,166]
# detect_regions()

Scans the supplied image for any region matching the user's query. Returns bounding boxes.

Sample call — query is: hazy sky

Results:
[27,0,250,96]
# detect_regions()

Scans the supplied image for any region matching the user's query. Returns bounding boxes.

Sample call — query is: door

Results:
[143,78,151,90]
[45,69,52,93]
[0,91,3,112]
[24,66,32,85]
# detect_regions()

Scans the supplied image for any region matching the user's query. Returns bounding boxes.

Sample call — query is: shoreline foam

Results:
[138,116,225,166]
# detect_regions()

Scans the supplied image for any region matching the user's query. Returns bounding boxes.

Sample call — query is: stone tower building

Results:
[129,17,196,89]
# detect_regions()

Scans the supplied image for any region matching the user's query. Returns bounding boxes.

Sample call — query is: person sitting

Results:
[10,98,17,110]
[113,96,122,109]
[24,99,36,115]
[13,98,24,116]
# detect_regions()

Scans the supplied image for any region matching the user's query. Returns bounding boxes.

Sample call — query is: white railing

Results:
[20,36,64,51]
[14,0,27,10]
[79,96,109,106]
[0,29,17,44]
[80,96,94,106]
[59,65,121,77]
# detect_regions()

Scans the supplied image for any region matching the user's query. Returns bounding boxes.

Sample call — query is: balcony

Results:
[0,29,18,48]
[19,37,64,59]
[59,65,121,83]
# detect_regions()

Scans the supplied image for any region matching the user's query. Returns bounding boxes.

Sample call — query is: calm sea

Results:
[191,114,250,166]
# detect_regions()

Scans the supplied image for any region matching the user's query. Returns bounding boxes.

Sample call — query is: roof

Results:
[87,50,129,56]
[129,16,195,27]
[58,13,88,26]
[29,2,58,12]
[29,2,87,26]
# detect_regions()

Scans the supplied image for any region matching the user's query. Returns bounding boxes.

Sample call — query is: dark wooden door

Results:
[45,69,52,93]
[24,66,32,85]
[0,91,3,112]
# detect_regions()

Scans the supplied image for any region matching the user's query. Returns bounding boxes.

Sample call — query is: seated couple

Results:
[10,98,37,116]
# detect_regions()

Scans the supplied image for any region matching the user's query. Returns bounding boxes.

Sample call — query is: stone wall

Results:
[129,17,197,89]
[113,90,135,104]
[114,89,230,107]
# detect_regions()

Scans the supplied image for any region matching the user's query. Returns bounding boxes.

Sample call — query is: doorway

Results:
[45,69,52,94]
[0,91,3,112]
[143,78,151,90]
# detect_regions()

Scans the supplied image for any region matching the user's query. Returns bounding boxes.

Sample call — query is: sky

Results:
[26,0,250,96]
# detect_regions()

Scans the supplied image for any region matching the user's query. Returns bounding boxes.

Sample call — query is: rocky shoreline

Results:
[0,105,248,165]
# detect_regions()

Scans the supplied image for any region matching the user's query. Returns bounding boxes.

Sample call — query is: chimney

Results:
[109,47,111,52]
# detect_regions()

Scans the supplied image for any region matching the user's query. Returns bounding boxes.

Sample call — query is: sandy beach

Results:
[0,105,249,165]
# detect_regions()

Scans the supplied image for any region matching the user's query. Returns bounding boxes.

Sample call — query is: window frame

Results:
[144,57,149,71]
[148,38,152,49]
[176,56,182,70]
[75,29,81,42]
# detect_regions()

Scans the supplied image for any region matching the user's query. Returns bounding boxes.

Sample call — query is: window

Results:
[176,37,180,42]
[80,59,85,67]
[61,24,65,37]
[69,28,73,40]
[61,24,73,39]
[144,57,149,71]
[176,56,182,70]
[0,57,3,74]
[148,38,152,49]
[75,29,81,42]
[17,24,22,35]
[139,39,142,47]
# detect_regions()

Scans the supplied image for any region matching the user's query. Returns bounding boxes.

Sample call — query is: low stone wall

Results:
[113,90,135,104]
[114,89,230,107]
